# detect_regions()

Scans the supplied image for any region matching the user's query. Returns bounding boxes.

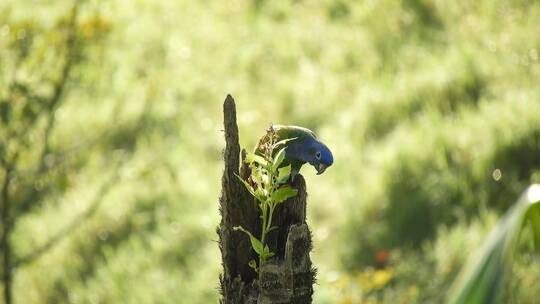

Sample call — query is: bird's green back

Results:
[254,125,317,156]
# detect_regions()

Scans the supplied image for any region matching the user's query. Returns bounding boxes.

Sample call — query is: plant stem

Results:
[266,202,276,232]
[258,129,279,268]
[260,199,268,265]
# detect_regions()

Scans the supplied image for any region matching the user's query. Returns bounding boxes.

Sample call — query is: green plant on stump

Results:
[449,184,540,304]
[234,127,298,273]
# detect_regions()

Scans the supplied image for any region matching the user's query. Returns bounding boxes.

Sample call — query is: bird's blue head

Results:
[287,137,334,175]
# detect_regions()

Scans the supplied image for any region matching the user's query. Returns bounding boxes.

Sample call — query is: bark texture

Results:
[218,95,315,304]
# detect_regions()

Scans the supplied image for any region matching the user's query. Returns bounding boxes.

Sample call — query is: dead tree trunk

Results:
[218,95,315,304]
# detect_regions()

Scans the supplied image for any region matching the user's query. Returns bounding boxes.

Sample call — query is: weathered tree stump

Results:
[218,95,315,304]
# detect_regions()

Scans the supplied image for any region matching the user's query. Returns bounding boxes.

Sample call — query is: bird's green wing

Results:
[274,125,317,140]
[254,125,317,156]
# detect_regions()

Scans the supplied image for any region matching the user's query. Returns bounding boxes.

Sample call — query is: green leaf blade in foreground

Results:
[271,186,298,204]
[233,226,264,255]
[448,184,540,304]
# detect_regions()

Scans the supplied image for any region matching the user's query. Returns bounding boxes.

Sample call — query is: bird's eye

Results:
[315,151,321,160]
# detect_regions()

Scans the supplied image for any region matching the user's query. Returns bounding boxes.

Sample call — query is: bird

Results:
[254,125,333,179]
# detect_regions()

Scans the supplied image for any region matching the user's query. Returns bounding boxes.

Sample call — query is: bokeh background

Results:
[1,0,540,303]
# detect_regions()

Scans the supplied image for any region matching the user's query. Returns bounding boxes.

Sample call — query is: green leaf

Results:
[261,245,275,259]
[245,152,268,167]
[272,137,297,149]
[251,168,264,187]
[235,173,255,197]
[271,186,298,204]
[248,259,258,271]
[233,226,264,255]
[272,148,286,171]
[254,187,267,204]
[277,164,291,184]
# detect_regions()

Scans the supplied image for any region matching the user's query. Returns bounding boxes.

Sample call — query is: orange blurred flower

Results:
[375,249,390,265]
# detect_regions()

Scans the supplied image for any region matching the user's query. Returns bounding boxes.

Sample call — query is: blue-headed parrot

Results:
[255,125,333,179]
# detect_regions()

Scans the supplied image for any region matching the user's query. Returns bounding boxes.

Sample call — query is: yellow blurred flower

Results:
[356,268,395,291]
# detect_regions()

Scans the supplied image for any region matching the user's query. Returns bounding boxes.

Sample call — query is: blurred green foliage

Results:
[0,0,540,303]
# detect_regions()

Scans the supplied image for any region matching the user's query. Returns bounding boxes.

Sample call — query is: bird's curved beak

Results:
[316,163,328,175]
